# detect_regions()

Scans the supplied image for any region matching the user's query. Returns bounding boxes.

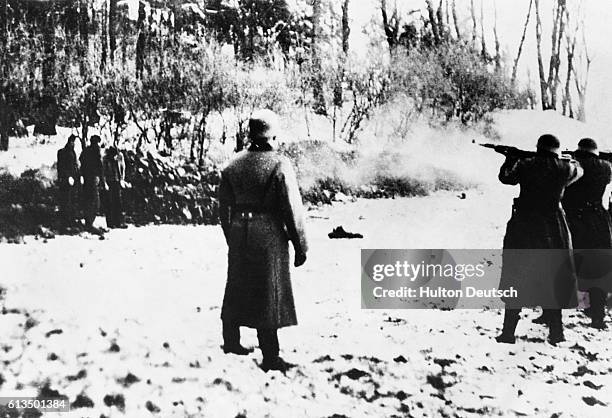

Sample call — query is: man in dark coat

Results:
[57,134,80,229]
[103,146,127,229]
[219,109,308,372]
[80,135,105,232]
[562,138,612,330]
[497,134,583,344]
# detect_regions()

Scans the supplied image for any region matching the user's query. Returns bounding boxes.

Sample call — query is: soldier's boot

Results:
[258,328,295,373]
[546,309,565,345]
[222,321,253,355]
[496,309,520,344]
[588,288,608,330]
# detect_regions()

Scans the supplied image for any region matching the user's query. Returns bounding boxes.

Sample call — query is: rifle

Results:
[561,149,612,162]
[478,143,536,159]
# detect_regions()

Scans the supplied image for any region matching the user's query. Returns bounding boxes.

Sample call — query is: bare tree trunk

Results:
[78,0,89,75]
[312,0,327,115]
[547,0,566,110]
[451,0,461,40]
[334,0,350,107]
[534,0,550,110]
[380,0,399,50]
[0,0,7,53]
[436,0,445,41]
[136,0,146,78]
[0,0,7,79]
[426,0,441,45]
[480,0,486,60]
[562,7,576,117]
[109,0,117,64]
[42,5,56,88]
[512,0,533,85]
[341,0,350,54]
[100,3,108,71]
[470,0,477,47]
[573,27,591,122]
[493,0,501,71]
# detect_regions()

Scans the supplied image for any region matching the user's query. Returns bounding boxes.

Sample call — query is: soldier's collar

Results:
[576,148,598,157]
[536,149,559,158]
[248,142,274,152]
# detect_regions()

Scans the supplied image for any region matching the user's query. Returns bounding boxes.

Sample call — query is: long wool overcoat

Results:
[219,144,308,329]
[563,151,612,292]
[499,151,582,309]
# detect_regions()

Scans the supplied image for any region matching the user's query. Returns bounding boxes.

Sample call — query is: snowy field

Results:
[1,185,611,417]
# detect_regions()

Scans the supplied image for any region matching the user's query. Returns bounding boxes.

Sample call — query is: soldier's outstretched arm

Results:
[498,157,520,185]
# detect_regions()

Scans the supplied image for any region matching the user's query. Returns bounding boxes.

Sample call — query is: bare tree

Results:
[312,0,327,115]
[42,3,56,87]
[451,0,461,40]
[511,0,533,85]
[436,0,445,40]
[562,5,578,117]
[547,0,566,110]
[333,0,350,107]
[341,0,350,54]
[534,0,550,109]
[426,0,441,45]
[109,0,117,63]
[380,0,400,50]
[0,0,7,55]
[100,2,108,71]
[493,0,501,71]
[136,0,146,78]
[470,0,477,47]
[479,0,486,59]
[78,0,89,75]
[573,26,591,122]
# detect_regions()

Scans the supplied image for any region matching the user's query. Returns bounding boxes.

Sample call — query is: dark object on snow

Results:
[328,226,363,239]
[71,393,94,409]
[103,394,125,412]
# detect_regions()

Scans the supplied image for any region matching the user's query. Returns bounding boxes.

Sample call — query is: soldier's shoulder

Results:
[222,150,248,171]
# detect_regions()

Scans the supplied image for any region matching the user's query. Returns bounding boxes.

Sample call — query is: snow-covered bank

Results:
[1,189,610,417]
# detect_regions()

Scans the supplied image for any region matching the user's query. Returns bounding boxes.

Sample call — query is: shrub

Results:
[389,43,530,124]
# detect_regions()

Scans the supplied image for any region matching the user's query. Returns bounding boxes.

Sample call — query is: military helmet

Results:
[249,109,279,142]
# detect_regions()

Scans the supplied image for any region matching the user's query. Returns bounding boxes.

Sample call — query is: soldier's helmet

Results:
[536,134,560,151]
[249,109,279,142]
[578,137,598,152]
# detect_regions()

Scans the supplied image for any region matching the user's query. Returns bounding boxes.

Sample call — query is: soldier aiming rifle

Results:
[478,143,537,159]
[494,134,583,345]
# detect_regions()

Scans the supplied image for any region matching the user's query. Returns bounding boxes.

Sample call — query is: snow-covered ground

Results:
[1,184,611,417]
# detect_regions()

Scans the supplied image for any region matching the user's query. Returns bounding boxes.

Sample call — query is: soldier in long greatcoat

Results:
[563,138,612,330]
[57,134,80,228]
[103,146,127,229]
[497,134,582,344]
[218,109,308,372]
[80,135,105,232]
